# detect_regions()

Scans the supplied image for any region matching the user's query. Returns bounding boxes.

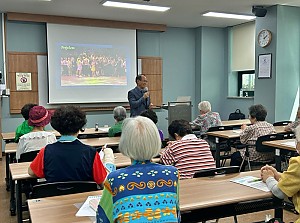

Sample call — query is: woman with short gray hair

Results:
[198,101,211,113]
[108,106,126,137]
[119,116,161,160]
[97,116,180,223]
[192,100,222,135]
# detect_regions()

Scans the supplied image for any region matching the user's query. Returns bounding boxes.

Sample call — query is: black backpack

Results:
[228,109,246,120]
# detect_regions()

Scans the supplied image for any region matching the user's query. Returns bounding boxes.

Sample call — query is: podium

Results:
[163,101,192,128]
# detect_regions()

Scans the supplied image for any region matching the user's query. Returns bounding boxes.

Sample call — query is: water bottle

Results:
[95,123,99,131]
[239,89,243,97]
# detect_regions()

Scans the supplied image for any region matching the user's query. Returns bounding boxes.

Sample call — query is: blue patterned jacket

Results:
[97,161,180,223]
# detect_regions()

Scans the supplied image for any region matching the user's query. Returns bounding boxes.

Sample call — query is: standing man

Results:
[128,75,151,117]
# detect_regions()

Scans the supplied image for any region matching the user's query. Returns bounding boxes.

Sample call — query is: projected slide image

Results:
[59,44,128,86]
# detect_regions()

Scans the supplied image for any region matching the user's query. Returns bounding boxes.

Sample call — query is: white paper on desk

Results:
[281,141,296,147]
[230,176,270,192]
[98,127,110,132]
[99,150,104,160]
[75,195,101,217]
[232,130,242,134]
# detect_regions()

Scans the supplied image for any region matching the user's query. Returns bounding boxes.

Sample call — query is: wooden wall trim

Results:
[6,12,166,32]
[138,56,162,60]
[7,52,47,56]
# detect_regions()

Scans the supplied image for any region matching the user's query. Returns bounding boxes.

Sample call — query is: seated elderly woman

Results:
[231,104,276,168]
[108,106,127,137]
[15,103,37,143]
[28,105,112,184]
[284,106,300,132]
[17,105,57,160]
[140,109,164,141]
[260,125,300,222]
[96,116,180,223]
[160,119,215,179]
[191,100,222,136]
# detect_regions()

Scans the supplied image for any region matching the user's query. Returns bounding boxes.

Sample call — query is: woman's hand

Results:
[102,147,114,164]
[261,169,275,182]
[241,124,247,130]
[261,164,281,181]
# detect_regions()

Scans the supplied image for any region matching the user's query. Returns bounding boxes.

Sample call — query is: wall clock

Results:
[258,29,272,48]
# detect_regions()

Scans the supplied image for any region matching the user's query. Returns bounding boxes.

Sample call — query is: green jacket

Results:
[15,120,33,142]
[108,121,123,137]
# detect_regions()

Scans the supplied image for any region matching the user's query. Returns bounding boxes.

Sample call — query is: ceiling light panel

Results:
[102,1,170,12]
[203,12,256,20]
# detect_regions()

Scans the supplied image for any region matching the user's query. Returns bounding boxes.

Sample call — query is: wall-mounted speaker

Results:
[252,6,267,17]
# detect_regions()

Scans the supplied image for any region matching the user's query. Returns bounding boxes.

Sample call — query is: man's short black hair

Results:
[135,75,143,83]
[168,119,193,139]
[51,105,87,135]
[21,103,38,120]
[140,109,158,124]
[249,104,267,121]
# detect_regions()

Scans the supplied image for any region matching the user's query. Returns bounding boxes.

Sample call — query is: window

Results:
[238,70,255,97]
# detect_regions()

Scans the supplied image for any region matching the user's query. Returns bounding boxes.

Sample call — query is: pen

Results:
[248,178,262,183]
[100,143,107,153]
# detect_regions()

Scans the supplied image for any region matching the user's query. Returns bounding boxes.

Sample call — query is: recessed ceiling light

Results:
[102,1,170,12]
[203,12,256,20]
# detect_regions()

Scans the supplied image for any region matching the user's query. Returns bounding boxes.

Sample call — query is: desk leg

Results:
[274,198,283,220]
[275,149,281,171]
[5,153,10,191]
[16,180,23,223]
[275,207,283,220]
[215,137,220,168]
[10,175,16,216]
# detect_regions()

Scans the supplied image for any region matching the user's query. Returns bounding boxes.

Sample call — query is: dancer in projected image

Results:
[60,45,127,87]
[76,58,82,77]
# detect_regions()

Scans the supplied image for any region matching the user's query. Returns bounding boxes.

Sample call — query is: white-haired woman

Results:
[191,100,222,136]
[260,125,300,223]
[284,106,300,132]
[96,116,180,223]
[108,106,127,137]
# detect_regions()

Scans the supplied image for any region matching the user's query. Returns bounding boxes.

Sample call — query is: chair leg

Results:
[239,155,246,172]
[233,215,238,223]
[246,157,251,171]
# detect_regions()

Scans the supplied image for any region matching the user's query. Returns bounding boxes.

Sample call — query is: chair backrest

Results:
[255,134,284,153]
[114,132,122,137]
[273,121,292,126]
[193,166,240,178]
[18,150,39,163]
[31,181,99,199]
[207,126,234,132]
[278,132,295,139]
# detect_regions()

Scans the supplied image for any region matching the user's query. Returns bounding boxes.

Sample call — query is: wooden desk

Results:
[1,127,110,143]
[9,154,160,178]
[9,153,159,223]
[27,171,282,223]
[28,191,101,223]
[4,137,120,155]
[206,126,289,167]
[263,139,296,171]
[4,143,18,191]
[80,137,120,147]
[222,119,251,127]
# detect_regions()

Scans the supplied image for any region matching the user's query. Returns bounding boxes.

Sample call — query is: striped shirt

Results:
[160,134,216,179]
[240,121,276,162]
